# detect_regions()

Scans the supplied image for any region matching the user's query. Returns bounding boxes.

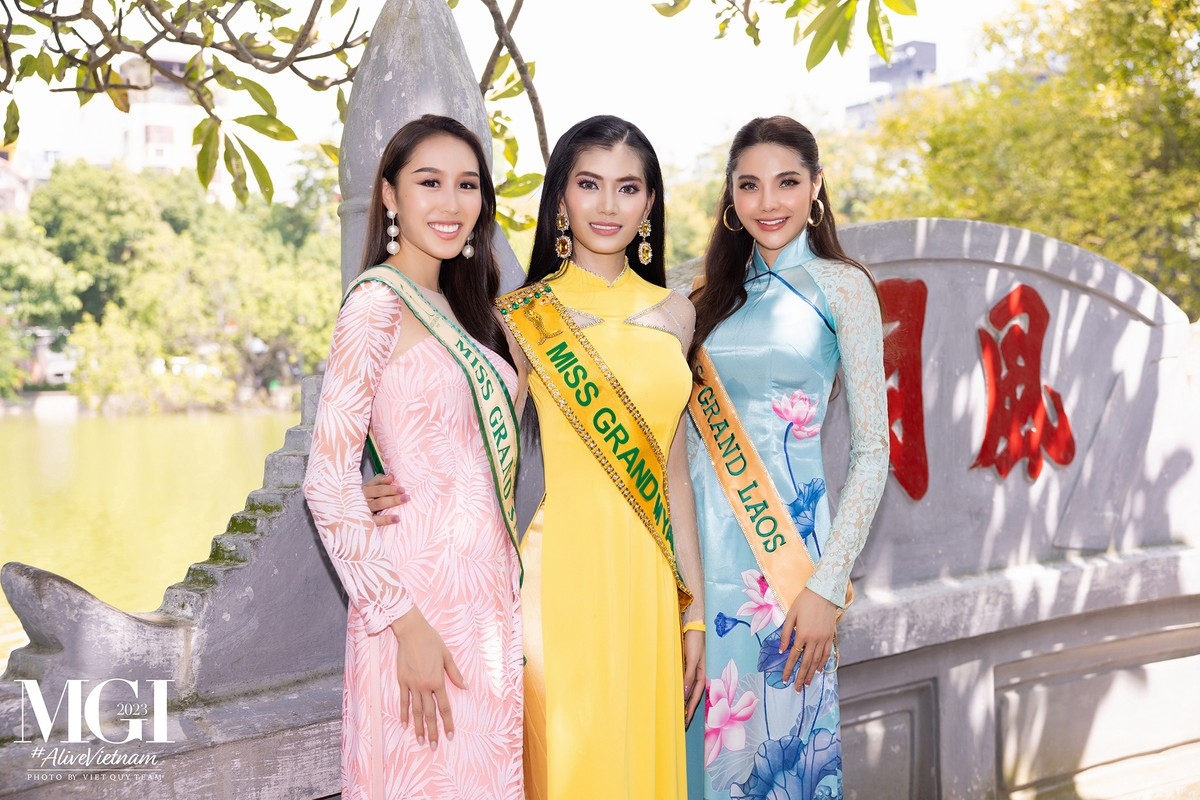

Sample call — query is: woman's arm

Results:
[807,263,889,606]
[303,281,413,633]
[663,290,706,727]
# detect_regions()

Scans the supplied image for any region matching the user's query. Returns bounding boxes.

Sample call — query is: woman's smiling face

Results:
[731,142,821,268]
[559,143,655,266]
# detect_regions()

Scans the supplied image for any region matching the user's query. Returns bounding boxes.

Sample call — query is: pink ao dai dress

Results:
[303,281,523,799]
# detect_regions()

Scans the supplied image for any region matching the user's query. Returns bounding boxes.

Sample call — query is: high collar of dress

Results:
[748,230,816,283]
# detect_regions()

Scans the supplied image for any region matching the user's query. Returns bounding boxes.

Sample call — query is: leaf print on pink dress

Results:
[304,282,523,799]
[705,659,760,767]
[735,569,786,634]
[772,388,821,440]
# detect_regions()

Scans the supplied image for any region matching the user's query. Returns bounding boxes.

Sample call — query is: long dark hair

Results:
[361,114,512,368]
[525,115,667,288]
[688,116,880,372]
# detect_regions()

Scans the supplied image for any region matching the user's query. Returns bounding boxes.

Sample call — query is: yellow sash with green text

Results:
[689,347,852,613]
[346,265,522,578]
[498,281,693,614]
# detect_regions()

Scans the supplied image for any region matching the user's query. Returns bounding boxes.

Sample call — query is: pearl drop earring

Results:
[386,210,400,255]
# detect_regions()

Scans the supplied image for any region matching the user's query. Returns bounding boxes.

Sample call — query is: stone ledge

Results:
[841,544,1200,662]
[0,673,341,799]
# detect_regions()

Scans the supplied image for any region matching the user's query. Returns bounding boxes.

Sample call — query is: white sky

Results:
[11,0,1014,185]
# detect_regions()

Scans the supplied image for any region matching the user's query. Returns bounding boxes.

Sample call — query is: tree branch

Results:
[478,0,522,94]
[479,0,548,164]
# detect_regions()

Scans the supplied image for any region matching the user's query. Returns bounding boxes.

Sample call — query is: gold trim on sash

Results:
[689,347,853,614]
[345,265,523,578]
[498,281,694,613]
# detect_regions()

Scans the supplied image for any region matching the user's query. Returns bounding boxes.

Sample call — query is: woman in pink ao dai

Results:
[304,115,523,799]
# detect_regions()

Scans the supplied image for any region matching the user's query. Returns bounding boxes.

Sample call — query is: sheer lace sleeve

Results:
[663,295,705,625]
[303,281,413,634]
[806,262,889,607]
[626,288,695,354]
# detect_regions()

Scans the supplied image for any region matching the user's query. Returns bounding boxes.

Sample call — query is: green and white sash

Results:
[345,265,522,577]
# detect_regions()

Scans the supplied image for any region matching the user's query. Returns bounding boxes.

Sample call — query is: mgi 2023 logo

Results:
[16,679,174,744]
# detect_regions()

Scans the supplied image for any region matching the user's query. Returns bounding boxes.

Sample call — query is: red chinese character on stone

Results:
[973,284,1075,479]
[880,278,929,500]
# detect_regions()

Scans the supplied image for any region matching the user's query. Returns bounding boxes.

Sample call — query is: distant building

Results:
[117,57,207,175]
[16,51,229,199]
[0,147,34,214]
[846,41,938,129]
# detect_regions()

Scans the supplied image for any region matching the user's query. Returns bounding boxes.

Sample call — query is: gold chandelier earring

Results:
[637,218,652,265]
[807,198,825,227]
[555,212,573,259]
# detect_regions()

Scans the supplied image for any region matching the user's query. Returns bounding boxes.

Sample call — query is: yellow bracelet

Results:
[681,620,706,634]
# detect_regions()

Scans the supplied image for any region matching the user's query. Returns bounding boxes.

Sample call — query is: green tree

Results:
[22,162,341,411]
[852,0,1200,318]
[0,216,88,395]
[29,162,172,323]
[663,147,726,268]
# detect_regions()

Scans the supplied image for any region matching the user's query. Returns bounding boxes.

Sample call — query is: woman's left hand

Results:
[778,588,840,690]
[683,628,706,729]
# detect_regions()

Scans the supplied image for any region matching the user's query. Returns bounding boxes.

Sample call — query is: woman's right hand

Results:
[390,609,467,751]
[363,473,409,526]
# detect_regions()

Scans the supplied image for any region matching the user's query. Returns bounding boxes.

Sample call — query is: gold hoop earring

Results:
[637,218,652,265]
[807,198,825,228]
[722,205,743,232]
[555,212,572,259]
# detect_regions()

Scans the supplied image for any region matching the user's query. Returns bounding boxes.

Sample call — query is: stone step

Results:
[283,425,313,453]
[264,451,307,491]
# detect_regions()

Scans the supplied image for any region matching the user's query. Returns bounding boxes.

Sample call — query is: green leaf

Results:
[253,0,288,19]
[53,55,69,81]
[331,0,347,13]
[320,143,340,164]
[489,75,525,101]
[503,135,518,168]
[36,51,55,82]
[4,100,19,146]
[211,59,239,90]
[336,88,348,124]
[803,1,846,70]
[193,117,215,146]
[9,24,36,35]
[104,65,131,113]
[447,0,459,7]
[836,0,856,54]
[17,54,38,79]
[867,0,893,62]
[495,172,543,198]
[184,51,204,82]
[75,67,95,106]
[746,11,761,46]
[197,119,220,187]
[212,58,278,116]
[201,15,214,46]
[489,53,511,87]
[497,207,536,232]
[241,78,276,117]
[652,0,690,17]
[273,26,300,44]
[223,135,249,204]
[881,0,916,15]
[235,135,272,203]
[234,114,297,141]
[785,0,813,19]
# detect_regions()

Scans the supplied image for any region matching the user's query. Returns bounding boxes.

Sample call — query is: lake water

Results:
[0,410,296,670]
